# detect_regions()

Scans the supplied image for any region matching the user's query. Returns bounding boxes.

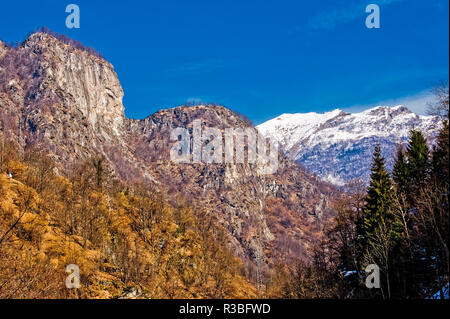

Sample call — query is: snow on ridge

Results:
[257,105,442,185]
[257,108,347,149]
[258,105,438,148]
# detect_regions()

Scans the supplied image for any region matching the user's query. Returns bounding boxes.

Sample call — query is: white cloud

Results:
[186,97,205,104]
[291,0,404,33]
[166,59,228,76]
[343,90,435,115]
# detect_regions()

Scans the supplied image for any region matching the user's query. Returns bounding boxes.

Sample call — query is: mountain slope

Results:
[0,31,337,281]
[126,105,337,269]
[257,106,441,185]
[0,158,258,298]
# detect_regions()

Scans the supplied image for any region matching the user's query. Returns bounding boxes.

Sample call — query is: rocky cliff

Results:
[0,32,155,183]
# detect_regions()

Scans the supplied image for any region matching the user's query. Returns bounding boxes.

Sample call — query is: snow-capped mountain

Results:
[257,106,442,185]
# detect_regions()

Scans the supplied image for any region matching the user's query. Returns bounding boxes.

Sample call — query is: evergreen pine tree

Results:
[405,130,430,198]
[393,143,408,196]
[361,145,395,244]
[431,120,449,191]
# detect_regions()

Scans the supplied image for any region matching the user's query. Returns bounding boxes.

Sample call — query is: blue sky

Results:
[0,0,448,124]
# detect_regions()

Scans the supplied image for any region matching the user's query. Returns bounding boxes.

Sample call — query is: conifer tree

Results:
[361,145,395,244]
[431,120,449,190]
[405,130,430,199]
[392,143,408,196]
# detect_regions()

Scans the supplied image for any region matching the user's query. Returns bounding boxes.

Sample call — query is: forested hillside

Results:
[266,87,449,299]
[0,141,257,298]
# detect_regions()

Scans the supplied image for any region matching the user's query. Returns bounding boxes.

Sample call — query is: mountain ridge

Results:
[0,31,337,279]
[257,105,441,185]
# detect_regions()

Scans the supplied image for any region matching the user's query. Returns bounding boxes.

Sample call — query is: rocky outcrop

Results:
[16,32,125,142]
[0,32,153,182]
[21,32,125,136]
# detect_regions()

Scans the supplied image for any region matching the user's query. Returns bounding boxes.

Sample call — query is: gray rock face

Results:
[22,32,125,136]
[0,32,141,179]
[258,106,441,185]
